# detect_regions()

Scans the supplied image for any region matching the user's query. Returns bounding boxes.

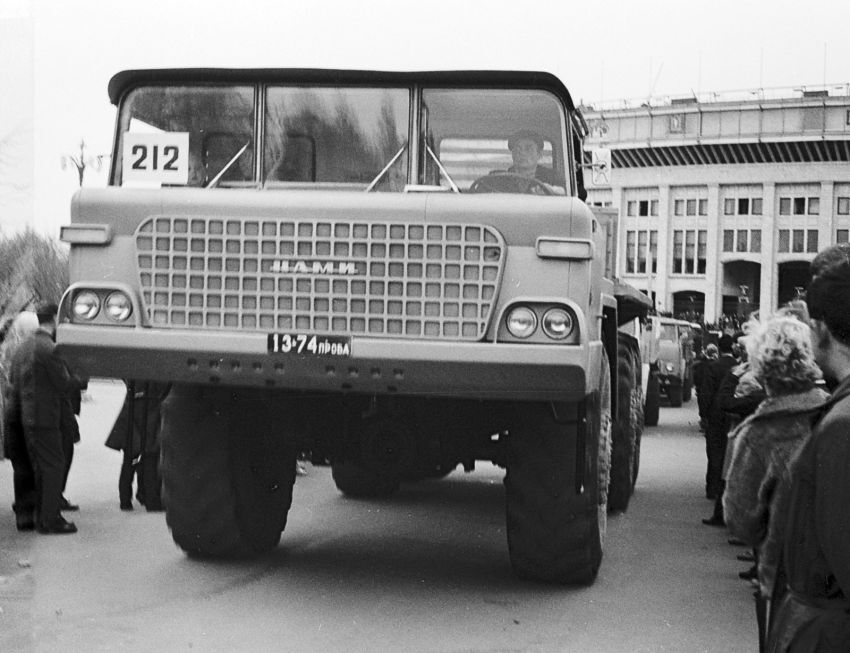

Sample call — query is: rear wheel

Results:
[160,385,297,558]
[505,350,611,584]
[668,379,683,408]
[331,461,400,498]
[609,335,638,512]
[644,370,660,427]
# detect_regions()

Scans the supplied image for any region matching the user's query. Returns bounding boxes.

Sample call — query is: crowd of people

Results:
[694,243,850,651]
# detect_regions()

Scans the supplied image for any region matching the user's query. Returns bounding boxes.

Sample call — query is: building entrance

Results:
[777,261,811,307]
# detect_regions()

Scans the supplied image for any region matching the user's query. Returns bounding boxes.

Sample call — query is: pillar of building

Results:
[705,184,721,323]
[822,180,835,249]
[654,185,671,312]
[760,182,777,317]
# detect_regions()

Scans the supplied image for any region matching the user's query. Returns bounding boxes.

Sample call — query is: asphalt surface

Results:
[0,380,757,652]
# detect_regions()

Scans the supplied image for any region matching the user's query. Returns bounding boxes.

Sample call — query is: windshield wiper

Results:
[365,144,407,192]
[206,141,250,189]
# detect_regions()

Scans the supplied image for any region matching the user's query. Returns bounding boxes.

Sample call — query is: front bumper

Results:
[57,325,591,402]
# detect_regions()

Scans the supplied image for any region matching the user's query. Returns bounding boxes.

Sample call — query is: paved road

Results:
[0,381,757,652]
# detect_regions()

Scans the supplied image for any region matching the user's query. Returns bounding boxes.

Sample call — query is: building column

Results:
[760,183,777,317]
[654,185,671,312]
[822,181,835,249]
[705,184,721,324]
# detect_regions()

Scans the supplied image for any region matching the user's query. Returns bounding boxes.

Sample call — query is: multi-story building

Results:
[581,84,850,325]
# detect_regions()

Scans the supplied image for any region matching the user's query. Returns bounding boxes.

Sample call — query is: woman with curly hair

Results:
[723,314,829,642]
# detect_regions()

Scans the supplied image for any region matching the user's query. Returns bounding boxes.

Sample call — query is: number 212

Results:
[131,144,179,171]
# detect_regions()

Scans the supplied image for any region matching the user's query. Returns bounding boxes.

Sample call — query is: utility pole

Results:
[61,140,105,187]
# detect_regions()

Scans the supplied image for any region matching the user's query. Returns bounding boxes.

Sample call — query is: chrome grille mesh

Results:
[135,217,505,341]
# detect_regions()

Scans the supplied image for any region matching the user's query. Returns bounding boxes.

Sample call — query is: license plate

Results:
[267,333,351,357]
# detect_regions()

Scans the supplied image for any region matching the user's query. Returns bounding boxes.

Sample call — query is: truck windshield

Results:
[116,85,255,188]
[264,87,410,191]
[113,83,568,194]
[419,89,567,194]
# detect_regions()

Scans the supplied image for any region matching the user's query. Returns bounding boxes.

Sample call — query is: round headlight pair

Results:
[506,306,574,340]
[72,290,133,322]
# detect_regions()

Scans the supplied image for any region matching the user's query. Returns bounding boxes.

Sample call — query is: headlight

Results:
[506,306,537,338]
[666,362,675,372]
[104,291,133,322]
[73,291,100,320]
[541,308,574,340]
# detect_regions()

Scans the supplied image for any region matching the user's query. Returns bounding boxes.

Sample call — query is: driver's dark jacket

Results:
[507,165,561,186]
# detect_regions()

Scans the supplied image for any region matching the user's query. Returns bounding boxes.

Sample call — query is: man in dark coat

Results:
[769,244,850,651]
[700,333,739,507]
[7,302,77,534]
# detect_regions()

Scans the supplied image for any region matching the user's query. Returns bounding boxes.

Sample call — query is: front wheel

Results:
[160,385,297,558]
[504,350,611,584]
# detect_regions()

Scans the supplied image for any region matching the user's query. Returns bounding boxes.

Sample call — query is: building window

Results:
[672,229,706,275]
[780,195,819,217]
[725,196,763,215]
[723,229,734,252]
[808,230,819,253]
[752,198,763,215]
[639,200,649,216]
[792,229,805,252]
[808,197,820,215]
[738,198,750,215]
[838,229,850,243]
[627,201,637,217]
[650,200,659,216]
[675,199,684,216]
[625,229,657,274]
[751,230,761,252]
[736,230,748,252]
[699,199,708,215]
[838,197,850,215]
[778,229,790,252]
[724,198,735,215]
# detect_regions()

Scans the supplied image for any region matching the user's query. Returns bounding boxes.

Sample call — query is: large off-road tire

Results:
[331,461,400,498]
[609,334,640,512]
[504,349,612,584]
[667,379,684,408]
[160,385,297,558]
[644,370,660,427]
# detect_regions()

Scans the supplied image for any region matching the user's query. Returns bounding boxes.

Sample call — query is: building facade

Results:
[581,84,850,325]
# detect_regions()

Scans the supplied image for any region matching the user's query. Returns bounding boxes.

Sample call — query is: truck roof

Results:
[107,68,577,112]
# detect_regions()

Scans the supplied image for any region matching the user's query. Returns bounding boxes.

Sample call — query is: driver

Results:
[506,130,561,187]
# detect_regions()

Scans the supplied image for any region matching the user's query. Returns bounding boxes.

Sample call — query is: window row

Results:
[723,229,762,253]
[777,229,819,253]
[723,197,762,216]
[779,196,819,216]
[672,229,707,275]
[626,200,659,217]
[624,230,658,274]
[674,199,708,216]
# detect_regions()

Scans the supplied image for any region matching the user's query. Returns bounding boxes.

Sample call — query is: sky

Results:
[2,0,850,236]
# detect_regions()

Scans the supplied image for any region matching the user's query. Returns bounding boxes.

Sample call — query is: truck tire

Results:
[644,369,660,427]
[505,349,611,584]
[160,385,296,558]
[631,348,644,487]
[609,335,638,512]
[331,461,400,498]
[667,379,683,408]
[683,377,693,403]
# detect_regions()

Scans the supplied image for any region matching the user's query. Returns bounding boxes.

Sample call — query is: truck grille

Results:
[135,217,506,341]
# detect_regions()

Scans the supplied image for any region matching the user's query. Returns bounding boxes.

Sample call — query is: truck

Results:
[643,316,694,414]
[57,68,648,584]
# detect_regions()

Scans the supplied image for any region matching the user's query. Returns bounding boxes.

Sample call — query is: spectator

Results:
[5,302,77,534]
[722,316,828,640]
[105,380,170,511]
[694,342,718,430]
[703,328,766,527]
[58,363,87,512]
[700,333,739,508]
[768,244,850,651]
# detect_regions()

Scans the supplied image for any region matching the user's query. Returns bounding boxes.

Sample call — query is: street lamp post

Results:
[61,140,106,187]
